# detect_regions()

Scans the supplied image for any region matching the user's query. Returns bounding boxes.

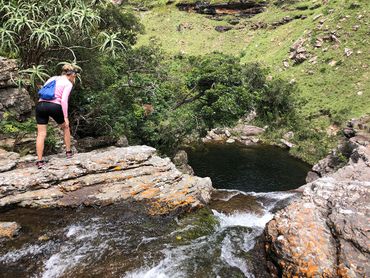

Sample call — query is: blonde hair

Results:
[61,64,78,75]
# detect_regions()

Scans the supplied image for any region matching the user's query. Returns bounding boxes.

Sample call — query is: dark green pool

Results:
[187,143,311,192]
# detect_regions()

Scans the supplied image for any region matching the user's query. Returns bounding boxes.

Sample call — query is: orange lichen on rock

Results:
[139,188,160,199]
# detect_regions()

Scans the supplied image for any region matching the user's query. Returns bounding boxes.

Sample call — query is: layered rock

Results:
[265,144,370,277]
[0,146,213,215]
[0,57,33,121]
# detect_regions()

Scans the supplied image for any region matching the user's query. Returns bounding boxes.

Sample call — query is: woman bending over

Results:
[35,64,78,168]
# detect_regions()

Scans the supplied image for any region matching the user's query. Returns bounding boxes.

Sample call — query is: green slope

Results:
[134,0,370,121]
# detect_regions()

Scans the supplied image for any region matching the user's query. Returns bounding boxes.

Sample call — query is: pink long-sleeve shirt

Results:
[39,76,73,118]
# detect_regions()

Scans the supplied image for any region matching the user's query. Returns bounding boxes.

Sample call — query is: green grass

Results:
[134,0,370,121]
[124,0,370,163]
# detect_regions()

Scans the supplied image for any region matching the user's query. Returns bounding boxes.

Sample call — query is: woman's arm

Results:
[61,82,73,120]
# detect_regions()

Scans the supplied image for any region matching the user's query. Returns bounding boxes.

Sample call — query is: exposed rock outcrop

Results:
[265,142,370,276]
[0,57,33,121]
[176,1,266,17]
[202,123,264,145]
[0,146,213,215]
[306,116,370,182]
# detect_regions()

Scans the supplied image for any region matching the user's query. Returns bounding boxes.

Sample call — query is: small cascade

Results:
[0,144,308,277]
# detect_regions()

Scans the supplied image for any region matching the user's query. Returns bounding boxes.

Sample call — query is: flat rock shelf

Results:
[0,146,213,215]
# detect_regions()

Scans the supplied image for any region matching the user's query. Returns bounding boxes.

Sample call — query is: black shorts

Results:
[35,101,65,125]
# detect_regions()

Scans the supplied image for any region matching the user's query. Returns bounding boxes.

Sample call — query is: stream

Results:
[0,144,310,278]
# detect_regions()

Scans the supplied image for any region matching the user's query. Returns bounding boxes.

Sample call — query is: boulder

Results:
[115,135,129,147]
[289,38,310,64]
[0,146,213,215]
[77,135,118,152]
[0,221,21,238]
[265,144,370,277]
[172,150,194,175]
[215,26,233,32]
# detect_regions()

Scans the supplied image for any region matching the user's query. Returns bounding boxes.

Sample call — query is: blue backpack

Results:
[38,79,56,100]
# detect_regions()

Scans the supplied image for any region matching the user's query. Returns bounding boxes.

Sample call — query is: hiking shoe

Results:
[66,150,73,159]
[36,160,46,169]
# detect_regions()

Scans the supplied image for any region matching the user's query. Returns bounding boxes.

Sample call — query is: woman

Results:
[35,64,78,168]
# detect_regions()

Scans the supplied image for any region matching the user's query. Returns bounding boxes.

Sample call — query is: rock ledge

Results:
[0,146,213,215]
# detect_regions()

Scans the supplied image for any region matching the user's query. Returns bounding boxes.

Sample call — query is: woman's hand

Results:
[64,118,69,126]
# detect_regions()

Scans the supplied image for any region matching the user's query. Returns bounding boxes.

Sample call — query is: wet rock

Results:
[0,146,213,215]
[173,150,194,175]
[266,142,370,277]
[209,191,264,215]
[0,221,21,238]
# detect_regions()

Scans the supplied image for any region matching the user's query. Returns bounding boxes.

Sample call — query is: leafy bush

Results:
[254,79,297,126]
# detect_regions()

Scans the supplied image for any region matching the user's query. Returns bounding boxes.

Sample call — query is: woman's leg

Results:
[60,122,71,152]
[36,124,47,161]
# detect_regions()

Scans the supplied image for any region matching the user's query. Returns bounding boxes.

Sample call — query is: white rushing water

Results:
[124,190,295,278]
[0,190,295,278]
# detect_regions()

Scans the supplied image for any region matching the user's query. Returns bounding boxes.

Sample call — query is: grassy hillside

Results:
[133,0,369,122]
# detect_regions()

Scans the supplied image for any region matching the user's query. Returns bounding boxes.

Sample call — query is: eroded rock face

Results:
[265,145,370,277]
[0,57,34,121]
[0,146,213,215]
